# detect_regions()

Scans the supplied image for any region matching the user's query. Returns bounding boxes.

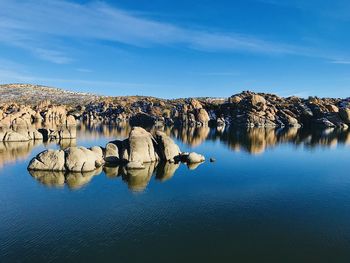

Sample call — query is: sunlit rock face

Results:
[154,131,180,163]
[128,127,159,164]
[28,146,104,172]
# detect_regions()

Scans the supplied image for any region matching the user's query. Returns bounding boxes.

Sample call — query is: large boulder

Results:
[155,131,180,162]
[128,127,158,164]
[105,142,119,164]
[250,94,267,111]
[28,149,66,171]
[65,146,102,172]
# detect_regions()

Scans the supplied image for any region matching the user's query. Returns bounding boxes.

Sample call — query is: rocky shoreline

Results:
[1,84,350,131]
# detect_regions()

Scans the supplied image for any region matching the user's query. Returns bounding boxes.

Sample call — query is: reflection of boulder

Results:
[187,162,203,170]
[156,162,180,181]
[29,170,65,187]
[29,168,102,189]
[123,162,156,192]
[0,140,41,168]
[59,139,77,149]
[66,168,102,189]
[104,166,121,178]
[129,113,155,127]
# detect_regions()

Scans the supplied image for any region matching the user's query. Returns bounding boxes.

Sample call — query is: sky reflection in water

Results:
[1,125,350,262]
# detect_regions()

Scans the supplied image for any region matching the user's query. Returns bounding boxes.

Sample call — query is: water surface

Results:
[1,125,350,262]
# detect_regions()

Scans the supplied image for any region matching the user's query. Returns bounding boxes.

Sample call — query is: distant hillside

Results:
[0,84,102,105]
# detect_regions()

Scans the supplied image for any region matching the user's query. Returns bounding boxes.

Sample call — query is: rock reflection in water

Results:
[0,140,42,168]
[29,161,188,192]
[206,126,350,155]
[29,167,102,189]
[122,163,156,192]
[156,162,180,182]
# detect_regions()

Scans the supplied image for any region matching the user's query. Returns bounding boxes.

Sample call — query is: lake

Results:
[1,125,350,262]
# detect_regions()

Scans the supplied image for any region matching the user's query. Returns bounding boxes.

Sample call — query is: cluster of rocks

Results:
[82,97,211,127]
[214,91,350,128]
[0,100,77,142]
[2,84,350,130]
[28,127,205,173]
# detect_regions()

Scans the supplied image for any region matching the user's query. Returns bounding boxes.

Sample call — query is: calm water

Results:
[1,125,350,262]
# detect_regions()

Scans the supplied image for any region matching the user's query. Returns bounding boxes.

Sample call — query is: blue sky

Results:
[0,0,350,98]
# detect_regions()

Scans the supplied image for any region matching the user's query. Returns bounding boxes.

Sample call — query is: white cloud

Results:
[0,0,301,64]
[330,60,350,64]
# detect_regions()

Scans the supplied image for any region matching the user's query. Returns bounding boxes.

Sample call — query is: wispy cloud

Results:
[0,0,302,64]
[330,60,350,65]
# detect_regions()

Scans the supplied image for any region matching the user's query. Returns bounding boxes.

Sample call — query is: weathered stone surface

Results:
[105,143,119,164]
[187,152,205,163]
[28,149,66,171]
[155,131,180,162]
[65,146,102,172]
[128,127,158,164]
[90,146,105,166]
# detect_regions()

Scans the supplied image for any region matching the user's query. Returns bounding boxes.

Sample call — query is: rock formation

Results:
[28,127,205,173]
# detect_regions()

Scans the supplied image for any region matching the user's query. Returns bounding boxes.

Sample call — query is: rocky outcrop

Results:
[28,149,66,171]
[2,84,350,130]
[28,146,104,172]
[154,131,180,162]
[28,127,205,174]
[127,127,159,166]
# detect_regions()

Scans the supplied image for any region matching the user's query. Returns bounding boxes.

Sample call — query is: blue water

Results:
[1,127,350,262]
